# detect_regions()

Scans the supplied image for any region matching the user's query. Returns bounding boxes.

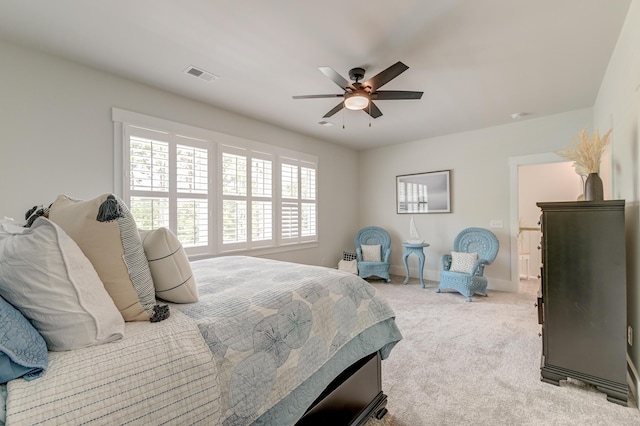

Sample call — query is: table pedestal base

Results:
[401,243,429,288]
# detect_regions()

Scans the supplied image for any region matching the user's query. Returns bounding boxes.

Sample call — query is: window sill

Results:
[189,241,319,261]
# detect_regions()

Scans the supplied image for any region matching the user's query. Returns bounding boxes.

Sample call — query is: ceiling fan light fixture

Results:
[344,93,369,110]
[293,62,419,119]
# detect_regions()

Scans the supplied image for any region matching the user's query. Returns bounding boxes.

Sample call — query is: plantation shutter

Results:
[221,148,274,249]
[281,161,317,242]
[125,125,210,253]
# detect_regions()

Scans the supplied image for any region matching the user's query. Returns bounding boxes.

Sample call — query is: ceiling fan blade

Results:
[318,66,356,91]
[371,90,423,100]
[361,61,409,91]
[293,94,345,99]
[323,102,345,118]
[364,101,383,119]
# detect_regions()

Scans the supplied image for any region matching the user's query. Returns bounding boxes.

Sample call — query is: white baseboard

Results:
[390,265,518,292]
[389,265,440,283]
[628,355,640,409]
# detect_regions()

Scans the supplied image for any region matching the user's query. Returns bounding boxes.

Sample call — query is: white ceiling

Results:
[0,0,631,150]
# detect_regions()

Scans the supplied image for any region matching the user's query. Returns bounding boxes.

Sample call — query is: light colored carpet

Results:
[363,276,640,426]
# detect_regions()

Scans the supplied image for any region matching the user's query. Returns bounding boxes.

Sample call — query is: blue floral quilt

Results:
[178,256,402,425]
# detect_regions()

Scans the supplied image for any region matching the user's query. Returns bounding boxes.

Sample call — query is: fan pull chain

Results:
[342,107,345,129]
[369,102,372,127]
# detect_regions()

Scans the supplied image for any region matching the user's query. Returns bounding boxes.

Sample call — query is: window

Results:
[281,160,317,243]
[114,108,317,257]
[124,125,211,254]
[220,147,274,249]
[175,144,209,247]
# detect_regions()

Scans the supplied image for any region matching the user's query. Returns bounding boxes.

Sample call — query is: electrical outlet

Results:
[628,325,633,346]
[490,220,503,228]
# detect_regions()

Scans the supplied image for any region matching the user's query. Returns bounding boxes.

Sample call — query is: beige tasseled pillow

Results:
[49,194,168,322]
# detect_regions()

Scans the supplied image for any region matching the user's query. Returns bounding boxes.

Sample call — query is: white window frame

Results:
[113,108,318,258]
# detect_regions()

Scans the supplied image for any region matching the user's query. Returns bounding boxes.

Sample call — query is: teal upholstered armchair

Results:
[437,227,499,301]
[355,226,391,282]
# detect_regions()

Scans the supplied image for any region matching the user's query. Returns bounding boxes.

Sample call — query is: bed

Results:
[1,255,402,425]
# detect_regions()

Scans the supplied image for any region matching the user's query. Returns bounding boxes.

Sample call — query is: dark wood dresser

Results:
[536,200,627,405]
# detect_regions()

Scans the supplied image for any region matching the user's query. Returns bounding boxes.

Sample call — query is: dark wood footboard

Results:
[296,351,387,425]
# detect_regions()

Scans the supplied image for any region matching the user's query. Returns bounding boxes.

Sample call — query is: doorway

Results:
[509,154,583,294]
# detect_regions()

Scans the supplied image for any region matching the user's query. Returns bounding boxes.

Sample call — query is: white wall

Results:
[593,0,640,399]
[0,40,359,268]
[358,108,593,292]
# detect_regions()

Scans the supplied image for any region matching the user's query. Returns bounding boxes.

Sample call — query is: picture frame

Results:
[396,170,451,214]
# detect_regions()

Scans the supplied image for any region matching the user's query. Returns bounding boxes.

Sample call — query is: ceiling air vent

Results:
[184,65,219,82]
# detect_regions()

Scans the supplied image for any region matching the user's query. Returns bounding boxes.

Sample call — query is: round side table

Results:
[402,242,430,288]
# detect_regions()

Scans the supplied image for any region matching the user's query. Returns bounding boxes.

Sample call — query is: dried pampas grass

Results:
[555,127,612,175]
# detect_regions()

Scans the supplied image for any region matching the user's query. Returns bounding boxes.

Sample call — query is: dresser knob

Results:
[534,303,538,307]
[538,333,542,337]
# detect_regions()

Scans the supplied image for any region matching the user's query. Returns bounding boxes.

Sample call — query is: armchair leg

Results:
[466,296,472,302]
[436,289,441,293]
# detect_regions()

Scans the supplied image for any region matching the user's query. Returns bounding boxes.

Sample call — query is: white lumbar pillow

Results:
[139,227,198,303]
[0,217,125,351]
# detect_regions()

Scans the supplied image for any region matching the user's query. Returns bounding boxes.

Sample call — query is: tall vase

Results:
[584,173,603,201]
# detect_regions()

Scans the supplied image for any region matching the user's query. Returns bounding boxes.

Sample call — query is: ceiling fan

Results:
[293,61,423,119]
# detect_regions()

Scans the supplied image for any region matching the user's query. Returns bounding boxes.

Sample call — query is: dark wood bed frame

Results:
[296,351,388,425]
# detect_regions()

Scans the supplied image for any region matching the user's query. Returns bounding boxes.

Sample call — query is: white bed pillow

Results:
[0,217,125,351]
[0,218,27,235]
[449,251,478,273]
[139,228,198,303]
[361,244,382,262]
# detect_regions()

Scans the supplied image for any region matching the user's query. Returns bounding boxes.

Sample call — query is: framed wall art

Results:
[396,170,451,214]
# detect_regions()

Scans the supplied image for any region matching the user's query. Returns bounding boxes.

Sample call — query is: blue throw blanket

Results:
[0,296,48,384]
